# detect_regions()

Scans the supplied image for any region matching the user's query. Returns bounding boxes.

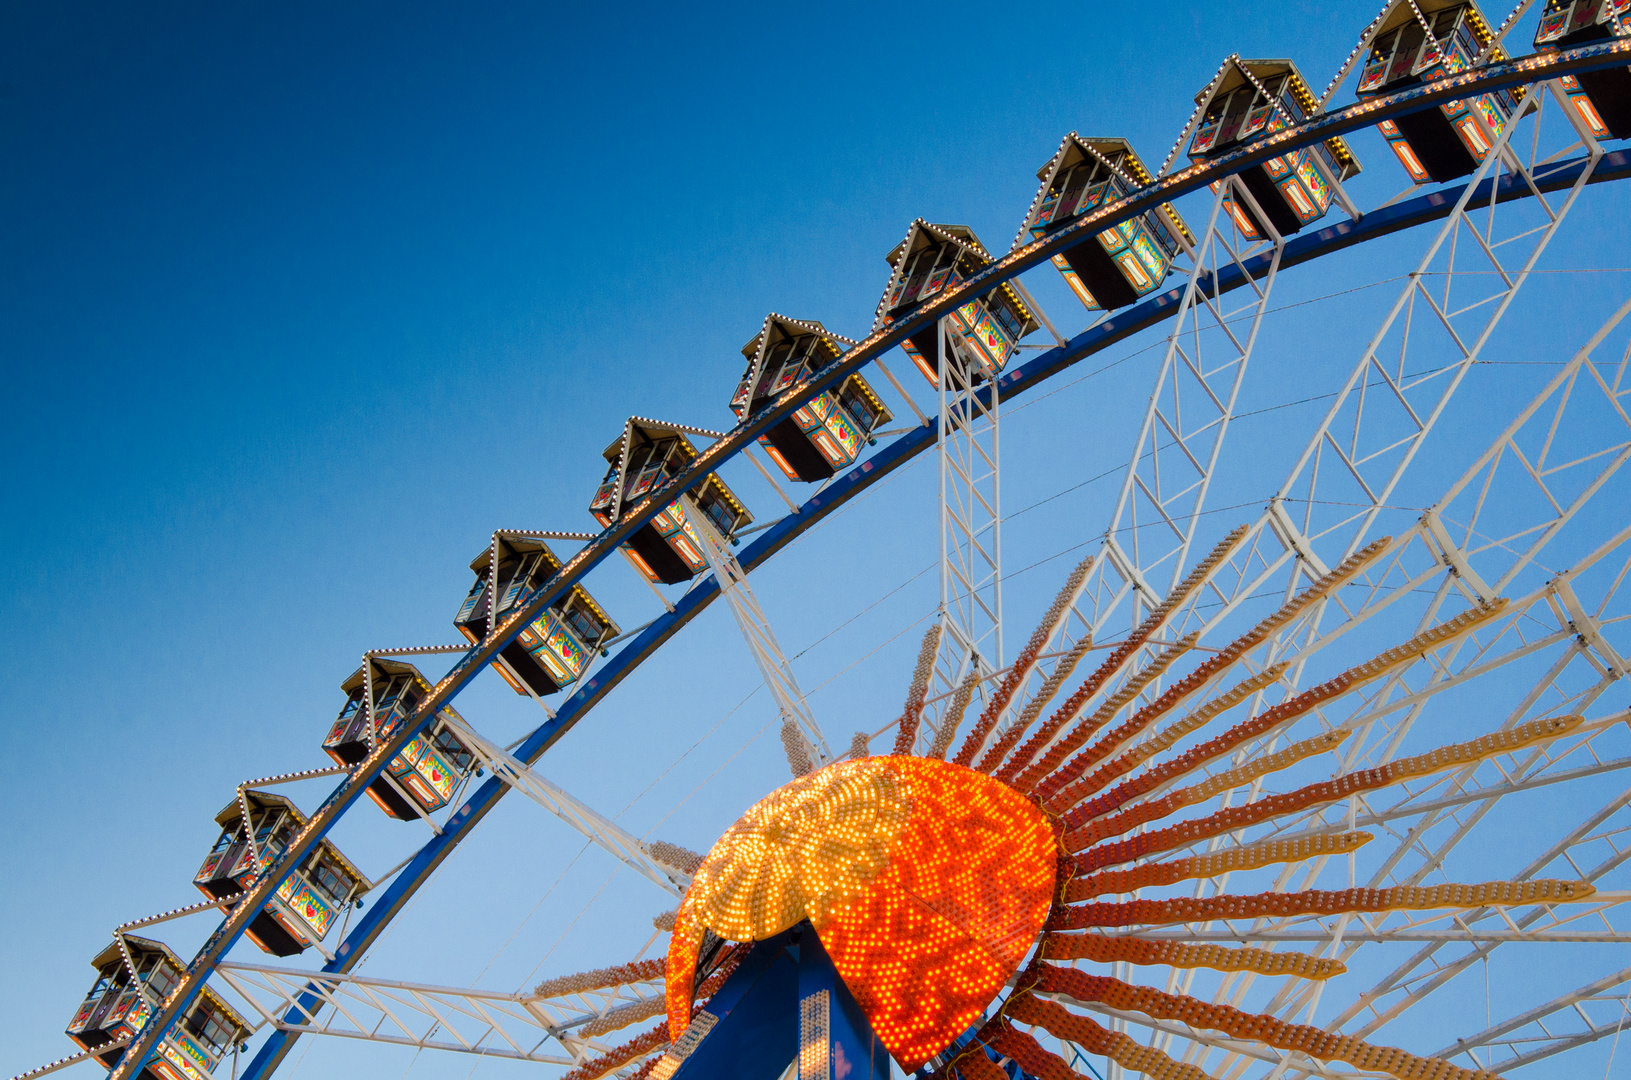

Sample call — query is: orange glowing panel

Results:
[665,757,1057,1071]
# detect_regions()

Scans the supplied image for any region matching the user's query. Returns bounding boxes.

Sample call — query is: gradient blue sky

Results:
[4,3,1630,1079]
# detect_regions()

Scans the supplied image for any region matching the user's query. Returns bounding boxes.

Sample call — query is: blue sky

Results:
[4,2,1631,1078]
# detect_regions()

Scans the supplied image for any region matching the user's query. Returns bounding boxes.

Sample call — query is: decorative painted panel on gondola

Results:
[192,790,371,957]
[590,419,753,584]
[452,536,620,697]
[322,658,479,819]
[1352,0,1522,183]
[874,221,1040,385]
[728,314,893,482]
[1187,58,1361,240]
[1017,135,1194,312]
[1534,0,1631,140]
[66,936,251,1080]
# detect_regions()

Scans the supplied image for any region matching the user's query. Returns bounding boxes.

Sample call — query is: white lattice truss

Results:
[680,495,829,775]
[955,170,1296,763]
[919,316,1008,753]
[440,714,696,896]
[212,961,666,1073]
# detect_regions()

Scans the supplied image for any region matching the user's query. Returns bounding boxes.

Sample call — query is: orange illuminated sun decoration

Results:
[664,756,1058,1071]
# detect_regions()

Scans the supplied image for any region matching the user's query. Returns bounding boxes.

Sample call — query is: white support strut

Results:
[919,312,1006,755]
[213,960,668,1069]
[679,495,830,776]
[438,715,695,896]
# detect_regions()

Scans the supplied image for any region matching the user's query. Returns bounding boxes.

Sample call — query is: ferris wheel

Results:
[18,3,1631,1080]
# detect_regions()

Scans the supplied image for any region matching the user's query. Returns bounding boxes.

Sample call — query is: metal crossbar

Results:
[214,961,665,1069]
[439,714,695,896]
[680,496,828,774]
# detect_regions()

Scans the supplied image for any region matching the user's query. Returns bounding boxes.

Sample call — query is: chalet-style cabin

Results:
[589,419,752,584]
[66,936,251,1080]
[453,536,620,695]
[1534,0,1631,140]
[193,791,370,957]
[323,658,478,820]
[1355,0,1521,183]
[1017,135,1193,312]
[875,221,1040,385]
[728,315,892,482]
[1188,58,1361,240]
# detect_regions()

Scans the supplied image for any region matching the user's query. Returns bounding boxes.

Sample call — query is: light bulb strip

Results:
[998,526,1250,784]
[1064,831,1372,902]
[925,670,981,761]
[581,997,667,1039]
[1067,712,1576,862]
[1043,663,1291,814]
[979,634,1095,769]
[532,958,666,999]
[1053,878,1595,930]
[557,1021,669,1080]
[1043,930,1346,979]
[892,624,944,755]
[1061,601,1511,831]
[1031,643,1256,806]
[1003,994,1214,1080]
[1034,965,1496,1080]
[1067,730,1352,849]
[1006,632,1199,789]
[967,550,1100,771]
[1035,534,1392,806]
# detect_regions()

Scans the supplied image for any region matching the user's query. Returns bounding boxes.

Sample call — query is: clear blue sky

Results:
[3,3,1629,1079]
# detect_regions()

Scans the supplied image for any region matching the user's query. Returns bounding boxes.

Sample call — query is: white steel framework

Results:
[680,494,830,775]
[1092,175,1290,635]
[440,714,698,896]
[1105,292,1631,1079]
[915,314,1007,756]
[213,961,666,1071]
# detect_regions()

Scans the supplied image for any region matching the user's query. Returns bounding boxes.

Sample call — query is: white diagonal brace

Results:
[438,715,693,896]
[679,495,829,775]
[1431,965,1631,1068]
[214,960,666,1066]
[1080,175,1285,642]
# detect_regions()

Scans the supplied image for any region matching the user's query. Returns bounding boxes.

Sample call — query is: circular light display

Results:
[666,756,1058,1071]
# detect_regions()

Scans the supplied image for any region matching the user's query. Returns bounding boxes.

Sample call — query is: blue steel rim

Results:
[101,37,1631,1080]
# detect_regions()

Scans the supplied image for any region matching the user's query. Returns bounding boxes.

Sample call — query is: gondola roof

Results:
[87,935,250,1031]
[210,790,373,890]
[464,537,618,631]
[1015,133,1196,250]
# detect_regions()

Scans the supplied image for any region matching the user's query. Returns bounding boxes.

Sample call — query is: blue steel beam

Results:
[650,925,889,1080]
[668,934,800,1080]
[116,38,1631,1080]
[793,927,890,1080]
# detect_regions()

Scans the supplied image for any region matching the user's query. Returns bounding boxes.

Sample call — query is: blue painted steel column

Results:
[796,929,889,1080]
[669,932,800,1080]
[664,925,889,1080]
